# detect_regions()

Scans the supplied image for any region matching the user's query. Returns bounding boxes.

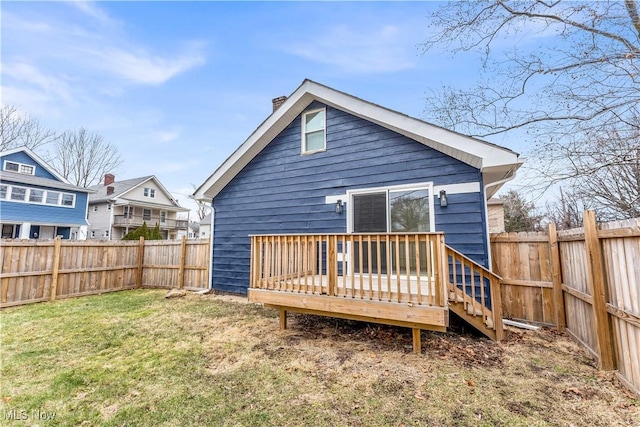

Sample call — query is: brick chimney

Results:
[272,96,287,112]
[104,174,115,186]
[106,186,114,195]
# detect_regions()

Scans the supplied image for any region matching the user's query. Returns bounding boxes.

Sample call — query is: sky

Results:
[1,1,533,218]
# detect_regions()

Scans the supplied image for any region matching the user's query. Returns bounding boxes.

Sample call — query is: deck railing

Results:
[250,233,448,307]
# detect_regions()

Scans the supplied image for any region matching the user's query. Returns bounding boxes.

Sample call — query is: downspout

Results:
[482,171,518,271]
[208,202,215,290]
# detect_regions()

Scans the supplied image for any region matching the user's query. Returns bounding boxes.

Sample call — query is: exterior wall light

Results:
[439,190,448,207]
[336,200,343,214]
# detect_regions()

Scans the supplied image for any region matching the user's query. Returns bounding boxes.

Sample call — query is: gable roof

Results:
[0,146,70,183]
[194,79,522,201]
[87,175,186,210]
[0,170,94,193]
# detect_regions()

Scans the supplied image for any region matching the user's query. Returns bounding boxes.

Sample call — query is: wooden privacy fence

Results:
[491,212,640,396]
[0,237,210,308]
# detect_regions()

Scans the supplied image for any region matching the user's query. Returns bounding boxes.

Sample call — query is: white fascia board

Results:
[307,83,520,171]
[194,87,314,201]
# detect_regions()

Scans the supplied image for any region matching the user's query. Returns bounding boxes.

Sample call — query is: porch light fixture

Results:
[439,190,448,207]
[335,200,343,214]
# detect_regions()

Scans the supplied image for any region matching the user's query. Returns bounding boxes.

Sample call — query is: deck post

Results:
[327,235,336,296]
[279,309,288,330]
[412,328,421,354]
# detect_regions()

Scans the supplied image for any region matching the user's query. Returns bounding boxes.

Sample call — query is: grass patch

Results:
[1,290,638,426]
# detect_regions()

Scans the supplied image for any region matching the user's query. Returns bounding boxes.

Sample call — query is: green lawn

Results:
[1,290,638,426]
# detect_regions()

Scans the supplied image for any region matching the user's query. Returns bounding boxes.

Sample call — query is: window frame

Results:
[143,208,152,221]
[347,182,435,233]
[301,107,327,155]
[0,184,75,208]
[3,160,35,175]
[143,187,156,198]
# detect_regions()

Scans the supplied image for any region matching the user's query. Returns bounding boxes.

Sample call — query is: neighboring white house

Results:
[198,213,212,240]
[87,174,189,240]
[487,198,505,233]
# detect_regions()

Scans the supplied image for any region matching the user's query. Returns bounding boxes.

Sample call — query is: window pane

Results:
[143,209,151,220]
[62,194,74,206]
[5,162,19,172]
[390,189,430,232]
[11,187,26,201]
[20,165,34,174]
[305,131,325,152]
[46,192,60,205]
[0,185,7,199]
[353,193,387,232]
[305,110,324,132]
[29,189,44,203]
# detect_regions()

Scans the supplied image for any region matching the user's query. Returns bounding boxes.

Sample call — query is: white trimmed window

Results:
[349,184,433,233]
[143,209,151,221]
[1,185,75,208]
[3,160,35,175]
[29,189,44,203]
[10,187,26,201]
[301,108,326,154]
[46,191,60,205]
[143,188,155,198]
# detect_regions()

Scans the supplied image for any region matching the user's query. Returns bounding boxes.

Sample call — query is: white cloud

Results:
[154,130,181,143]
[86,45,206,85]
[2,62,71,100]
[285,24,415,73]
[66,1,118,26]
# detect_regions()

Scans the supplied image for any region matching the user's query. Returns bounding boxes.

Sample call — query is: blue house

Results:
[0,147,93,240]
[194,80,522,342]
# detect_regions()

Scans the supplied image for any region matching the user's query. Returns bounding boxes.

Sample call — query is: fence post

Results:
[49,237,62,301]
[178,235,187,289]
[583,210,615,370]
[136,237,145,288]
[549,223,566,332]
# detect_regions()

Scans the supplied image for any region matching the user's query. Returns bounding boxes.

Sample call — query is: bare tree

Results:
[0,104,58,151]
[49,128,123,187]
[190,183,211,221]
[545,187,591,230]
[422,1,639,139]
[421,1,640,218]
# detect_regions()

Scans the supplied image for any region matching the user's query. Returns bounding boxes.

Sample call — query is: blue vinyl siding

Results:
[212,102,489,294]
[2,151,58,179]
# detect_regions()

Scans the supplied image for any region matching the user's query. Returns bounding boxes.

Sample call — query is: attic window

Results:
[301,108,326,154]
[3,160,35,175]
[143,188,155,198]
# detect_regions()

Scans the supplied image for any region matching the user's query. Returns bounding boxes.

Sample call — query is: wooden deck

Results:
[249,233,503,352]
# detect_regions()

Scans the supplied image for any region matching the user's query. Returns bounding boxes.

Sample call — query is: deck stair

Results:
[445,245,503,341]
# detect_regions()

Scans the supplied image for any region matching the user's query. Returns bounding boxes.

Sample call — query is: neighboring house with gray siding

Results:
[87,174,189,240]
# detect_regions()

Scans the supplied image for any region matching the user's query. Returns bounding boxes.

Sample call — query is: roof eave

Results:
[194,80,523,200]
